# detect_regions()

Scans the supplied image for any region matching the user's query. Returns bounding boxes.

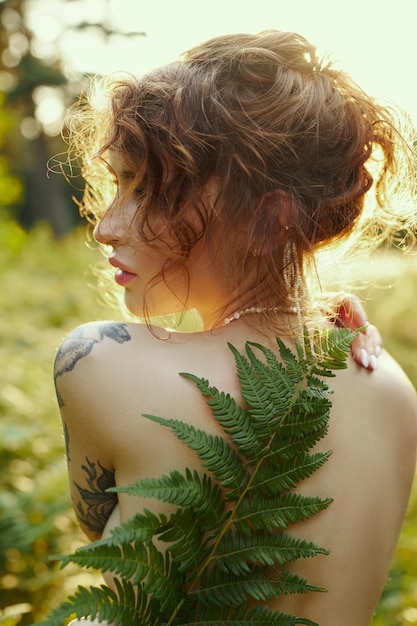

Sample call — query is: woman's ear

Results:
[250,190,297,257]
[261,189,296,229]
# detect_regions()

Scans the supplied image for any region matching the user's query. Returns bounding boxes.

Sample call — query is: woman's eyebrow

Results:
[120,169,135,180]
[111,169,136,183]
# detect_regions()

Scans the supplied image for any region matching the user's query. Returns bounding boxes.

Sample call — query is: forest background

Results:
[1,0,417,625]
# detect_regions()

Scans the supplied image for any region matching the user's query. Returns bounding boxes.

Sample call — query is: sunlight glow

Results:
[32,86,66,136]
[23,0,417,125]
[20,117,42,141]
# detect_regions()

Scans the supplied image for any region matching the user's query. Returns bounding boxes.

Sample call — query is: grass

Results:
[0,222,416,625]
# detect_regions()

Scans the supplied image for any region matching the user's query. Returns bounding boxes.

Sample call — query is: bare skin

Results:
[56,316,417,626]
[58,151,415,625]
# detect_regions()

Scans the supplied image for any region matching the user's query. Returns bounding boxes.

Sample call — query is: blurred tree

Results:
[0,0,75,234]
[0,0,145,235]
[0,92,22,212]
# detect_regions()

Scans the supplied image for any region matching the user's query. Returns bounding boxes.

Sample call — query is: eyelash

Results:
[109,176,145,197]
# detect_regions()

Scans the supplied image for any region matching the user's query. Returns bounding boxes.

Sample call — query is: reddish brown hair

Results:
[66,30,416,326]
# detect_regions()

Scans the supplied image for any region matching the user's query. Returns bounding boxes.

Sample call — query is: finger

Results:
[351,323,383,371]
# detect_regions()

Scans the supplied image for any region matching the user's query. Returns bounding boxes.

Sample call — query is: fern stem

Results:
[166,382,305,625]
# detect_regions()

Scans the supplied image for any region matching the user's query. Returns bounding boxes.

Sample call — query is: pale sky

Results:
[29,0,417,124]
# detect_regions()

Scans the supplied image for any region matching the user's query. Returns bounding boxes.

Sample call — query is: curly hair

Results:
[65,30,416,327]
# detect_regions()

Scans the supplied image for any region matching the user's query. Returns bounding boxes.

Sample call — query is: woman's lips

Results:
[108,257,137,286]
[114,268,136,286]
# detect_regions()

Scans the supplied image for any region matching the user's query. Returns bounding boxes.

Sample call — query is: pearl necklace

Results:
[223,306,298,326]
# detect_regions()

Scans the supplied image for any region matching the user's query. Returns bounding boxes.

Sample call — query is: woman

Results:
[54,31,417,625]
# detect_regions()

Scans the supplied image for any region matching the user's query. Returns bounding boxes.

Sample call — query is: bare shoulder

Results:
[52,319,187,414]
[53,321,141,407]
[368,350,417,433]
[331,348,417,472]
[369,351,417,477]
[54,321,132,377]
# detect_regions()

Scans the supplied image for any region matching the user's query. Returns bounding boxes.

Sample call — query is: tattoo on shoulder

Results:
[74,457,117,538]
[54,322,131,406]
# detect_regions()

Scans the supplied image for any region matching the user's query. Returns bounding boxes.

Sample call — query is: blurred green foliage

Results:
[361,253,417,626]
[0,223,105,626]
[0,225,416,625]
[0,95,23,215]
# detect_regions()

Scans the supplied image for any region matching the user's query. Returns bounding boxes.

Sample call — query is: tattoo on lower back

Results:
[74,457,117,537]
[54,322,131,406]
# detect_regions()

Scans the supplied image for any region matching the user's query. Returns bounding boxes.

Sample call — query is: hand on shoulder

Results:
[328,292,382,371]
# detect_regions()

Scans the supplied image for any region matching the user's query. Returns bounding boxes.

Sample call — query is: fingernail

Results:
[369,355,378,371]
[375,345,382,357]
[365,324,372,336]
[360,348,369,368]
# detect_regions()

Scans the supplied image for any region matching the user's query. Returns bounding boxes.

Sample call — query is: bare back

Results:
[55,319,417,626]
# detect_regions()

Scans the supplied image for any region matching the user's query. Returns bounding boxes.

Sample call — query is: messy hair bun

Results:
[66,30,416,325]
[182,31,413,249]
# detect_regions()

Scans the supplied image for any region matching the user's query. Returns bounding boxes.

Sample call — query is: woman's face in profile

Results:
[93,154,228,323]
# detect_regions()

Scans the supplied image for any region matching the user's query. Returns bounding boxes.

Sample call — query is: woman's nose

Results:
[93,207,126,246]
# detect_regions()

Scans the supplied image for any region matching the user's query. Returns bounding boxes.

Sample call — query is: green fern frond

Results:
[118,456,230,526]
[185,603,319,625]
[250,451,332,495]
[242,604,320,626]
[309,327,358,375]
[60,541,149,581]
[236,492,333,533]
[59,538,181,599]
[194,568,265,606]
[36,585,116,626]
[216,529,329,575]
[235,342,298,440]
[36,579,152,626]
[150,419,249,496]
[279,395,330,440]
[194,564,325,607]
[265,429,328,461]
[269,567,328,595]
[117,468,206,508]
[178,374,267,462]
[158,507,211,572]
[39,328,355,626]
[67,508,169,550]
[274,337,307,380]
[246,341,300,393]
[277,336,308,381]
[228,343,290,439]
